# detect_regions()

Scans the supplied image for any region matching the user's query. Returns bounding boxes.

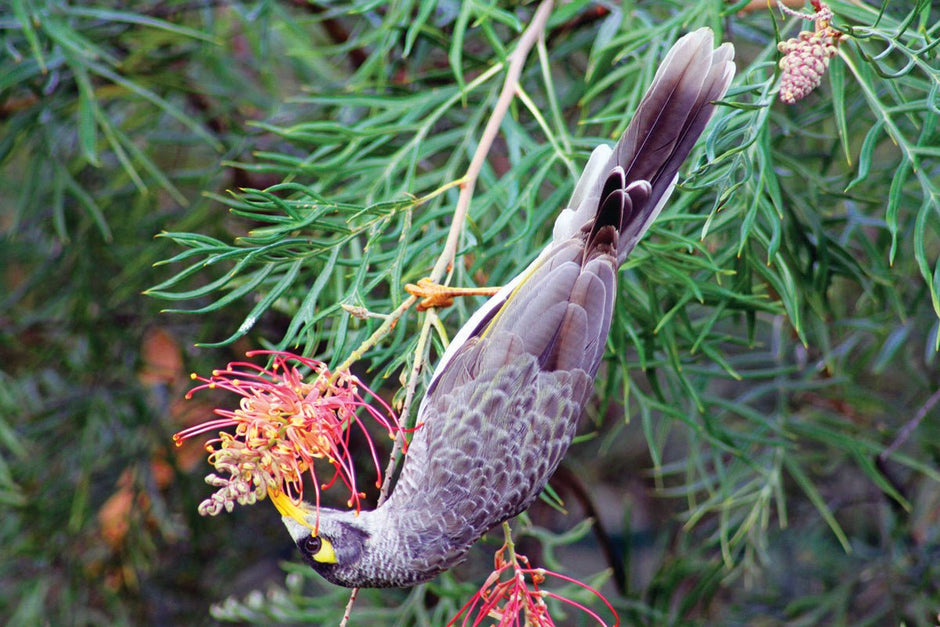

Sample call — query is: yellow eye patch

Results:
[304,535,337,564]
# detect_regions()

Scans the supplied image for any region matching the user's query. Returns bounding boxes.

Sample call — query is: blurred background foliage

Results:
[1,0,938,625]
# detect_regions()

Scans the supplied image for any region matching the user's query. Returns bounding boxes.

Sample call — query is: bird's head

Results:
[270,489,384,588]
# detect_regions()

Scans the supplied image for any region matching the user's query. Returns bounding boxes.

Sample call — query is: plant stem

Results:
[428,0,555,286]
[335,295,417,375]
[502,521,518,563]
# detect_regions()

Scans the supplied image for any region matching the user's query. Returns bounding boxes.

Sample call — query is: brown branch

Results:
[377,0,555,501]
[383,0,555,491]
[551,465,627,593]
[428,0,555,286]
[874,388,940,515]
[879,388,940,462]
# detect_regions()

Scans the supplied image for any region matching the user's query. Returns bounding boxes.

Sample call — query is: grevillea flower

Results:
[448,541,619,627]
[777,0,842,104]
[174,350,402,521]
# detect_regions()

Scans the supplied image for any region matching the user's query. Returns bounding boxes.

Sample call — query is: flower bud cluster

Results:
[778,26,839,103]
[776,1,841,104]
[197,454,270,516]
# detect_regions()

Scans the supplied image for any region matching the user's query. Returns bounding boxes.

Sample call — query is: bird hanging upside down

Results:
[274,27,735,589]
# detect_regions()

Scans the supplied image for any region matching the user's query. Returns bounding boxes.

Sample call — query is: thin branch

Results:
[335,296,417,374]
[377,308,438,499]
[879,388,940,462]
[340,589,358,627]
[379,0,554,507]
[357,0,556,505]
[428,0,555,285]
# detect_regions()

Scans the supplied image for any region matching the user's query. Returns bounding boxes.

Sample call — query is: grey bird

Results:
[274,27,735,589]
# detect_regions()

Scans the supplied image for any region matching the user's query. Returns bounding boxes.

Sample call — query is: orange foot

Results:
[404,278,501,311]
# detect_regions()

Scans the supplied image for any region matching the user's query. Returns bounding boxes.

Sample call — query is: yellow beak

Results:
[269,489,317,531]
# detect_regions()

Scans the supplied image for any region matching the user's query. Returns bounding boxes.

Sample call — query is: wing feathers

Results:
[555,28,734,264]
[427,29,733,393]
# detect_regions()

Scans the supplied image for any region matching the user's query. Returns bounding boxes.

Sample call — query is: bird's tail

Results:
[552,27,735,264]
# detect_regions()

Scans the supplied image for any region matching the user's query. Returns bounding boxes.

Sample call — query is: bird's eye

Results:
[303,536,322,554]
[301,534,338,564]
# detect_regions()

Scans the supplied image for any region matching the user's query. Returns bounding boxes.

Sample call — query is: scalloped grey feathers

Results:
[282,27,735,588]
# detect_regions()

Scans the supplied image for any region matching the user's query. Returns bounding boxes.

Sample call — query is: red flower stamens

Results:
[174,350,403,522]
[448,541,619,627]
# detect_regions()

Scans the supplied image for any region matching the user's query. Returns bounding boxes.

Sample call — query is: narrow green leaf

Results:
[913,196,940,321]
[845,119,883,192]
[885,158,911,264]
[828,56,851,166]
[39,15,119,66]
[403,1,436,57]
[108,121,188,205]
[94,106,147,194]
[872,324,911,374]
[11,0,46,73]
[851,451,910,510]
[86,61,223,151]
[448,1,472,92]
[63,6,220,43]
[73,68,100,166]
[279,246,341,350]
[58,165,112,241]
[784,457,852,553]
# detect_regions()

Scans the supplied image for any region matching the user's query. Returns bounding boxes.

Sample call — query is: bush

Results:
[2,1,938,625]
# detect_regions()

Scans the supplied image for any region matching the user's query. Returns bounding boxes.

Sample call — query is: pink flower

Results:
[449,541,619,627]
[174,350,402,524]
[776,0,842,104]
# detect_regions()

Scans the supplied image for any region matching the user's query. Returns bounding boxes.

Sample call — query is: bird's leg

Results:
[404,278,501,311]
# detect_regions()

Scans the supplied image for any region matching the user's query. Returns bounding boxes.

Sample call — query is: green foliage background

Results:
[1,0,938,625]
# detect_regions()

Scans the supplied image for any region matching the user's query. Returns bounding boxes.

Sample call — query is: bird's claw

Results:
[405,278,501,312]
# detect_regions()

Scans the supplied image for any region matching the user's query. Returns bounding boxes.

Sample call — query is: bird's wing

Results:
[428,28,734,386]
[557,28,735,262]
[389,341,593,544]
